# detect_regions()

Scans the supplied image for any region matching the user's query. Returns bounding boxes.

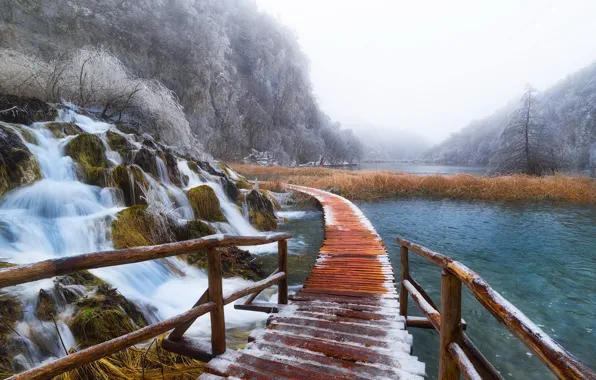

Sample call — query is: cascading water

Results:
[0,111,271,370]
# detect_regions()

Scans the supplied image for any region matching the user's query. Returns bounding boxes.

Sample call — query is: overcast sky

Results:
[255,0,596,142]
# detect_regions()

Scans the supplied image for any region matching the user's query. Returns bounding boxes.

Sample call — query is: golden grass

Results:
[230,164,596,203]
[54,336,205,380]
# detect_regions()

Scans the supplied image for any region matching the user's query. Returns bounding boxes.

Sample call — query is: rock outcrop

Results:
[0,123,42,196]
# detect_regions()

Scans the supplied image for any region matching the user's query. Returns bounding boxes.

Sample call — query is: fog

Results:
[256,0,596,143]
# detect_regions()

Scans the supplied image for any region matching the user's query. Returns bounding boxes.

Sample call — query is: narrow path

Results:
[204,185,425,379]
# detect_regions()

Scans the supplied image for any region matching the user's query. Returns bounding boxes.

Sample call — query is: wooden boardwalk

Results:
[205,186,425,379]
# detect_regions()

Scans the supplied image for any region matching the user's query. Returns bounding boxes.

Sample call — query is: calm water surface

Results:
[358,162,487,175]
[356,199,596,379]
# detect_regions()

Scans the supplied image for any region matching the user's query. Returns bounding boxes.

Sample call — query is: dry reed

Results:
[53,336,205,380]
[231,164,596,203]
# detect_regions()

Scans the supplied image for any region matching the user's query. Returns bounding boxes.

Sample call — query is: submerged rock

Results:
[0,123,42,196]
[0,94,57,125]
[35,289,56,321]
[246,189,277,231]
[187,185,227,222]
[42,122,82,138]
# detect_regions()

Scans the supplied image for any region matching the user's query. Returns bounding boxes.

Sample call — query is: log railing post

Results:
[439,269,463,380]
[278,239,288,304]
[207,248,226,355]
[399,245,409,317]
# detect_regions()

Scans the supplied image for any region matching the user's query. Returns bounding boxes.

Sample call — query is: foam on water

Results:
[0,113,270,368]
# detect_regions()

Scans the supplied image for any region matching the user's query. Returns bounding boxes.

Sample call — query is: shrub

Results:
[0,48,203,155]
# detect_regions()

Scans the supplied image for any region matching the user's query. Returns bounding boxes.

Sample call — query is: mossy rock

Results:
[185,246,265,281]
[114,120,138,135]
[57,270,108,287]
[0,295,23,328]
[0,293,24,373]
[187,161,200,174]
[112,165,148,206]
[175,220,216,241]
[216,162,231,176]
[43,122,82,138]
[35,289,56,321]
[11,125,38,145]
[65,133,110,186]
[246,190,278,231]
[164,151,182,186]
[111,205,154,249]
[249,209,278,231]
[70,302,136,348]
[187,185,227,222]
[106,131,132,159]
[262,190,281,211]
[0,123,42,197]
[236,178,252,190]
[220,176,239,202]
[0,94,57,125]
[0,262,16,269]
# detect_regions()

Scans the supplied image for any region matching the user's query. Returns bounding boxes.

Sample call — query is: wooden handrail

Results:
[448,342,482,380]
[1,233,292,379]
[397,237,596,380]
[9,301,216,380]
[0,233,291,288]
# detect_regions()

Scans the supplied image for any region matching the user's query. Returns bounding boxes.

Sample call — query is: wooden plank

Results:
[248,342,410,380]
[234,302,281,314]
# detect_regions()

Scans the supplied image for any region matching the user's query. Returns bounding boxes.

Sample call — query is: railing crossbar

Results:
[1,233,292,380]
[397,237,596,380]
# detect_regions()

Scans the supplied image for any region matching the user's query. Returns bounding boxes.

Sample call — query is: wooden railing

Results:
[397,237,596,380]
[0,233,291,380]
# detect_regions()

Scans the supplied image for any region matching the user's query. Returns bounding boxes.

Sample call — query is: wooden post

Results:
[207,248,226,355]
[439,269,463,380]
[278,239,288,304]
[399,246,409,317]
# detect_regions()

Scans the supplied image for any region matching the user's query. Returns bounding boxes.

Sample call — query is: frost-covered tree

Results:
[0,0,361,164]
[489,85,559,175]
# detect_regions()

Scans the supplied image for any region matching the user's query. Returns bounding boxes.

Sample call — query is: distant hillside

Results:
[351,125,430,161]
[0,0,360,165]
[427,63,596,173]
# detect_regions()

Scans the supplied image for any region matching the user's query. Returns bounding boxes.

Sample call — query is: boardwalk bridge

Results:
[0,186,594,379]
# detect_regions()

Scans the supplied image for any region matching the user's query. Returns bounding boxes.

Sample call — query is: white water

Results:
[0,112,270,369]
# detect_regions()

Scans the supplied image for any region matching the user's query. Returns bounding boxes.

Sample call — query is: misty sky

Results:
[255,0,596,143]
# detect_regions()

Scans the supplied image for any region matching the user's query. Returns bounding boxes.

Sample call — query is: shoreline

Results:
[229,164,596,204]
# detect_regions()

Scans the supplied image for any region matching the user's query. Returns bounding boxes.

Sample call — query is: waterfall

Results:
[0,112,270,370]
